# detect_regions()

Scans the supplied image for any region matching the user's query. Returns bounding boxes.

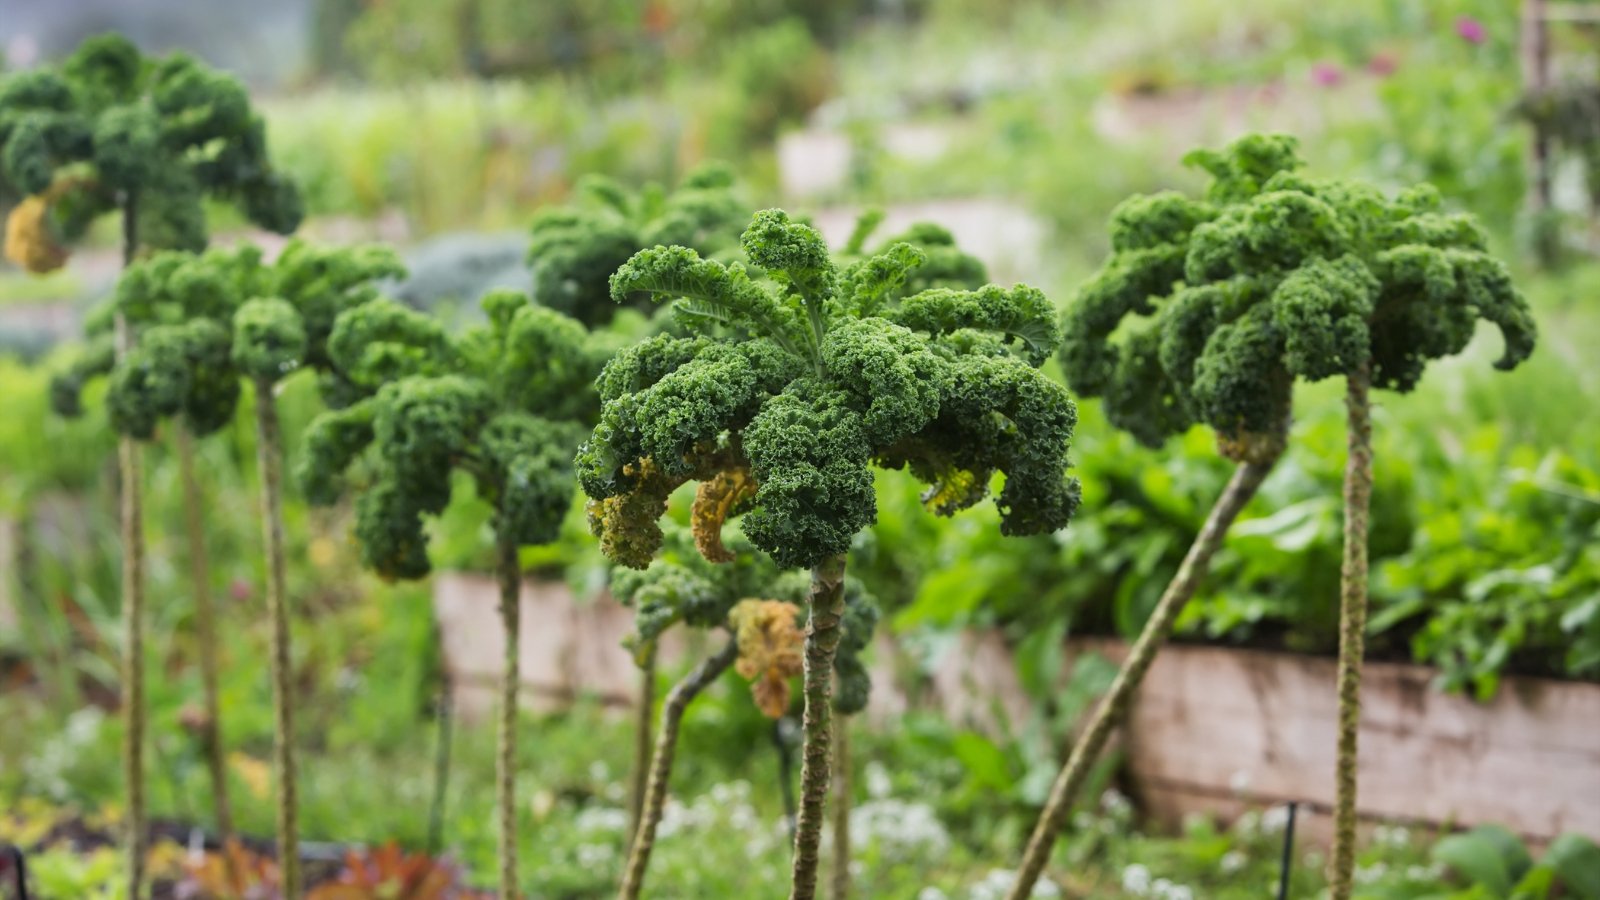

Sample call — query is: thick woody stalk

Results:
[496,531,521,900]
[1006,458,1275,900]
[1329,363,1373,899]
[117,198,147,900]
[830,719,851,900]
[252,379,298,899]
[790,553,848,900]
[617,638,739,900]
[627,641,658,853]
[175,423,234,849]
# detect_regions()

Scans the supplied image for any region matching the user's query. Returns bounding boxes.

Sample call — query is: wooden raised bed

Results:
[432,574,1600,844]
[1088,639,1600,845]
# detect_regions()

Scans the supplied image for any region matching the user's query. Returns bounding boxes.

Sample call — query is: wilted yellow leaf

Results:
[729,599,804,718]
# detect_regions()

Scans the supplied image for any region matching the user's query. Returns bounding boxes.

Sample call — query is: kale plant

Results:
[1012,134,1536,900]
[526,162,747,326]
[5,34,302,896]
[299,287,604,899]
[577,207,1078,899]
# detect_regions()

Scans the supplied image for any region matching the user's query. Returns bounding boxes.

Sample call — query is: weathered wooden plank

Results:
[1116,643,1600,842]
[432,572,687,718]
[429,576,1600,842]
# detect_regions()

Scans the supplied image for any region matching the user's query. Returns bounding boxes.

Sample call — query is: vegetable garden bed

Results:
[434,573,1600,847]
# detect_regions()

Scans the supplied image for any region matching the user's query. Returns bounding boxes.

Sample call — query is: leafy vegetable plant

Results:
[526,162,747,326]
[610,526,878,900]
[80,238,400,898]
[50,245,272,869]
[578,207,1079,899]
[299,287,603,900]
[3,33,302,897]
[1016,133,1536,900]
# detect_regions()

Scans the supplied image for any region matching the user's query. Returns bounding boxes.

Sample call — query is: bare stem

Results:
[830,718,851,900]
[117,195,147,900]
[1006,458,1276,900]
[626,641,658,855]
[1329,362,1373,899]
[496,531,521,900]
[253,379,298,898]
[617,638,739,900]
[789,553,848,900]
[176,423,234,851]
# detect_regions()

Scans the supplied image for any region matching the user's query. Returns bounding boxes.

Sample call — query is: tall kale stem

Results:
[117,194,147,900]
[252,378,298,898]
[1329,362,1373,899]
[175,423,234,853]
[789,553,848,900]
[426,669,454,857]
[829,718,851,900]
[626,640,658,854]
[495,530,521,900]
[617,638,739,900]
[1006,457,1276,900]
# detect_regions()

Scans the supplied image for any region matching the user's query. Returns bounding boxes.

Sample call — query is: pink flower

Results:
[1456,16,1487,44]
[1366,51,1399,77]
[229,578,252,602]
[1311,62,1343,88]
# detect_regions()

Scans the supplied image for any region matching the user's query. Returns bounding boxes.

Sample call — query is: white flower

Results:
[1228,769,1252,793]
[574,805,629,835]
[575,842,613,868]
[1122,863,1152,894]
[1151,878,1192,900]
[849,799,951,860]
[588,760,610,782]
[865,761,893,799]
[1232,811,1261,838]
[1260,805,1291,835]
[969,869,1059,900]
[1219,850,1247,874]
[916,889,948,900]
[1355,862,1388,884]
[1101,789,1131,816]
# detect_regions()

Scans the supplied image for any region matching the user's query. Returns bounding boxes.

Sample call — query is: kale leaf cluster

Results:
[0,34,302,271]
[299,288,605,580]
[1061,134,1537,462]
[578,208,1080,572]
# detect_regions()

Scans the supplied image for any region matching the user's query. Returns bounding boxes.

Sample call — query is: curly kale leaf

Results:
[1062,132,1536,458]
[583,208,1079,572]
[232,297,308,383]
[527,163,747,326]
[0,34,302,266]
[297,398,377,506]
[889,284,1060,366]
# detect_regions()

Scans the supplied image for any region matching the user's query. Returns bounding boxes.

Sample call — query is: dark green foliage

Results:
[1061,134,1537,458]
[830,580,879,715]
[611,530,779,652]
[233,298,309,383]
[611,528,881,715]
[299,289,605,581]
[47,335,115,418]
[106,320,237,439]
[0,34,303,267]
[526,162,748,326]
[51,240,401,443]
[578,208,1079,572]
